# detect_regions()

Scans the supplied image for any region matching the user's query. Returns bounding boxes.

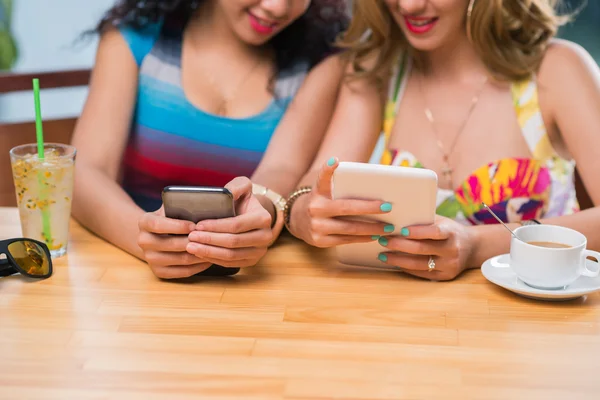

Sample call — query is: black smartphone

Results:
[161,186,240,277]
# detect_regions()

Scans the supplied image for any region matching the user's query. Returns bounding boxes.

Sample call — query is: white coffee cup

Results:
[510,225,600,290]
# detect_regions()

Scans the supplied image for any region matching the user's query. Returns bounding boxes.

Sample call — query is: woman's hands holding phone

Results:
[137,177,272,279]
[137,207,212,279]
[185,177,273,268]
[289,158,394,248]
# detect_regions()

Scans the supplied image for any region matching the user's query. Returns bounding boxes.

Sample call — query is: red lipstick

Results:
[248,12,276,35]
[404,16,439,34]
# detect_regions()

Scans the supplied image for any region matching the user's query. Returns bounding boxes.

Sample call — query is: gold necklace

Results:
[202,57,264,116]
[419,74,488,188]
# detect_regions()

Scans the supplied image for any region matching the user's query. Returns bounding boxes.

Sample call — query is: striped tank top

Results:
[119,19,308,211]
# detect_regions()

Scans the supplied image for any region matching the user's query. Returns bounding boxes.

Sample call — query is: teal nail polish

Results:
[378,253,388,262]
[380,202,392,212]
[378,237,388,246]
[384,224,395,233]
[401,227,410,237]
[371,235,380,240]
[327,157,336,166]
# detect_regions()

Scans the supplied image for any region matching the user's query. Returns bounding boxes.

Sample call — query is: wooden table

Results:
[1,207,599,399]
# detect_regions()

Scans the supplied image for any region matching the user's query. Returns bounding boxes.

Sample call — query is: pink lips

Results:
[248,12,276,35]
[404,16,439,34]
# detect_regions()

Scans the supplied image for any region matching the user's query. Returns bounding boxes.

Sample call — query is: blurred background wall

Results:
[0,0,113,123]
[559,0,600,64]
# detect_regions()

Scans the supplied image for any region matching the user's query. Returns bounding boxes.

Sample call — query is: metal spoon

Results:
[482,203,521,241]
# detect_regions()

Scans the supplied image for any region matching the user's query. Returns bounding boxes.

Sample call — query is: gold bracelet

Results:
[283,186,312,231]
[252,184,285,226]
[252,183,287,246]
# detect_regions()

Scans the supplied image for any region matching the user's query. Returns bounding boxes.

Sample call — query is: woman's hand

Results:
[186,177,273,268]
[376,216,478,281]
[137,208,213,279]
[290,158,394,248]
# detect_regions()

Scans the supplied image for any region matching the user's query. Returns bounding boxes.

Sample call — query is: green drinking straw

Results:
[32,78,53,248]
[33,79,45,159]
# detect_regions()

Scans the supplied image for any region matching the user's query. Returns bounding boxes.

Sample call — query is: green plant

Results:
[0,0,18,70]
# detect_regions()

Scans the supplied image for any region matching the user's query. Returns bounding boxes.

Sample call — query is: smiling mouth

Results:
[407,17,438,26]
[403,16,439,34]
[249,12,277,28]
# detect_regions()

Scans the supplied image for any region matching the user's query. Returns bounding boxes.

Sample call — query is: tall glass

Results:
[10,143,76,258]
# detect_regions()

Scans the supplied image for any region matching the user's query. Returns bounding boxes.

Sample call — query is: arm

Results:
[469,40,600,266]
[293,64,386,188]
[251,55,346,199]
[73,30,213,278]
[71,29,146,259]
[248,55,348,239]
[284,62,392,245]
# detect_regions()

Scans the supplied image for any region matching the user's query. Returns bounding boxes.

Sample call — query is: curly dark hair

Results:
[96,0,349,71]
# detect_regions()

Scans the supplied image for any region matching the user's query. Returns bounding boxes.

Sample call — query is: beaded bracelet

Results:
[283,186,312,231]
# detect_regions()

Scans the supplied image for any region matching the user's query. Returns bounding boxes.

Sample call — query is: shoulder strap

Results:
[388,52,410,105]
[273,59,310,100]
[380,53,411,165]
[118,20,164,67]
[510,76,555,162]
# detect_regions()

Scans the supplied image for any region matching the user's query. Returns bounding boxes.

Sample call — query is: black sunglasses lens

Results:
[7,240,50,277]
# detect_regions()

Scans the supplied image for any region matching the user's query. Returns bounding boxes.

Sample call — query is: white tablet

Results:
[332,162,438,268]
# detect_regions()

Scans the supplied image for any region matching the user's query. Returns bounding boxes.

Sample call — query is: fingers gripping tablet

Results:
[332,162,438,268]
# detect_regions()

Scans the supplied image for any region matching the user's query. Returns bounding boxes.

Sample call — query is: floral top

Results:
[370,55,579,225]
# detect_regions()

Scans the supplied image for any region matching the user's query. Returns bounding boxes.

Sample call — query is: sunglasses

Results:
[0,238,53,279]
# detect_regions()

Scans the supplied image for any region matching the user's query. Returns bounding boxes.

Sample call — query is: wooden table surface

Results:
[1,207,599,399]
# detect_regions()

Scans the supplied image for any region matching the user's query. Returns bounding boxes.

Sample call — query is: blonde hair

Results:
[337,0,569,83]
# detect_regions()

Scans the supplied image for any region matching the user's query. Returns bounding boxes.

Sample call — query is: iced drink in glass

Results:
[10,143,76,258]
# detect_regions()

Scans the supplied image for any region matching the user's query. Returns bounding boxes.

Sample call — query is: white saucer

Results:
[481,254,600,301]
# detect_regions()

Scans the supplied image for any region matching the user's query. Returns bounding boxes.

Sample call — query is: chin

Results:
[406,38,445,53]
[237,30,273,46]
[398,29,445,53]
